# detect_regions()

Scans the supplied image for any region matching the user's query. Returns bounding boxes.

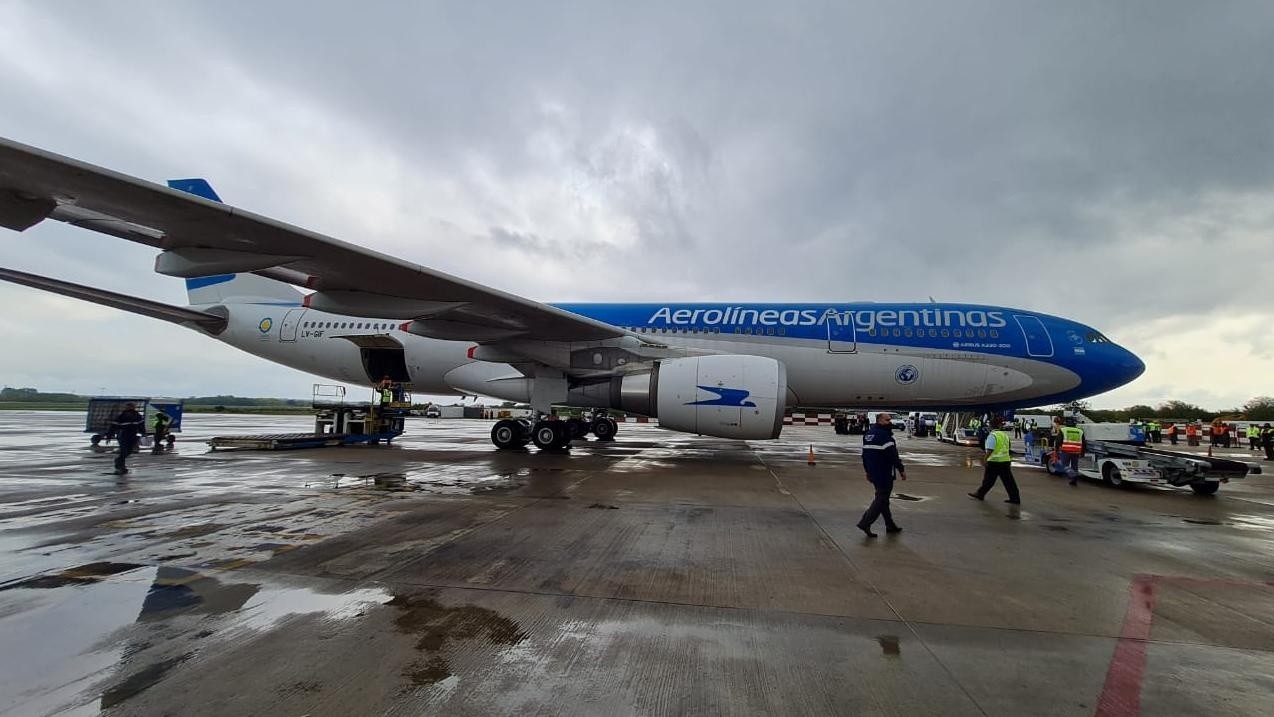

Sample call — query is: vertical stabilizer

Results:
[167,178,303,306]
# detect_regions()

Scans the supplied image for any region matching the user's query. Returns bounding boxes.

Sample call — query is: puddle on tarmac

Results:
[587,503,620,510]
[876,635,901,657]
[1,561,144,590]
[1182,518,1226,526]
[0,562,392,714]
[892,494,925,502]
[99,653,193,709]
[389,593,526,686]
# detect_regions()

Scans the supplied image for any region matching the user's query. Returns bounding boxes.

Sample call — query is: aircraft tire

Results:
[592,417,617,441]
[491,419,526,450]
[1190,481,1219,496]
[532,421,567,450]
[565,418,590,441]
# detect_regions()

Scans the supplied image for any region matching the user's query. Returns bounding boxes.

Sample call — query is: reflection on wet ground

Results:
[1,411,1272,715]
[0,559,391,714]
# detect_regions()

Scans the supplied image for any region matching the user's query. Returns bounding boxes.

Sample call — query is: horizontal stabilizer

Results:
[0,266,227,333]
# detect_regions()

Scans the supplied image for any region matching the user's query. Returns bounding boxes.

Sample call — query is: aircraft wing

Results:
[0,266,227,333]
[0,136,627,344]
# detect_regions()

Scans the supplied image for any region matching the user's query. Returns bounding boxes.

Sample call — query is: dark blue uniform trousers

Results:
[859,478,897,529]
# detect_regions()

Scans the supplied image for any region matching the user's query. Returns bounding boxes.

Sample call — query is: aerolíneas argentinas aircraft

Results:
[0,137,1144,449]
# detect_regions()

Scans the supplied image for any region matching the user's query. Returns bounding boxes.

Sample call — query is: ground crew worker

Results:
[1149,420,1161,443]
[111,402,146,475]
[1058,419,1085,485]
[1166,422,1178,445]
[151,410,172,455]
[969,417,1020,504]
[1186,422,1199,446]
[1249,424,1260,451]
[857,412,906,537]
[1050,416,1064,462]
[379,376,393,406]
[1263,424,1274,461]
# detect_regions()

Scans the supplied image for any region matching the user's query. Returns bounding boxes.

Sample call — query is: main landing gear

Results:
[490,414,620,451]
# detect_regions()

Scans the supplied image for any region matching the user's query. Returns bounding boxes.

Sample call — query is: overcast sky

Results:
[1,1,1272,409]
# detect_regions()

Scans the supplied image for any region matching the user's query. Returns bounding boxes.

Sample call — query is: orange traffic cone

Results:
[807,444,817,466]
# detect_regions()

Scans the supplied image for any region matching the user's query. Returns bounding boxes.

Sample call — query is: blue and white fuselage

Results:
[216,299,1144,411]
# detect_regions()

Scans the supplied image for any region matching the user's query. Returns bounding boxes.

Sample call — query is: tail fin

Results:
[167,178,304,306]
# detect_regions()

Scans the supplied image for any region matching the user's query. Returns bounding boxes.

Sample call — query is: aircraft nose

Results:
[1117,346,1146,385]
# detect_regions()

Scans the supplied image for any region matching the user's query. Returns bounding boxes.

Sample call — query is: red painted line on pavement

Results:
[1096,574,1157,717]
[1096,575,1274,716]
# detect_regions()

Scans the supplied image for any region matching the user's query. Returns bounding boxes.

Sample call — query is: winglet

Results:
[167,178,222,203]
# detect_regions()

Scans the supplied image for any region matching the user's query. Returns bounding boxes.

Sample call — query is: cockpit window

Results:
[1086,331,1112,343]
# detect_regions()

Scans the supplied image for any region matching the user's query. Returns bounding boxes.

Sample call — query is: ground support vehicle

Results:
[1028,439,1261,495]
[86,396,183,450]
[207,385,408,451]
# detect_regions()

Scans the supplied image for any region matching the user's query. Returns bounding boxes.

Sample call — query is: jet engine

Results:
[568,354,787,440]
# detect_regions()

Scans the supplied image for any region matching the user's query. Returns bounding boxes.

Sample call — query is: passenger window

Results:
[904,329,913,337]
[941,329,949,337]
[978,329,987,338]
[767,327,775,336]
[929,329,937,337]
[953,329,962,337]
[990,330,999,338]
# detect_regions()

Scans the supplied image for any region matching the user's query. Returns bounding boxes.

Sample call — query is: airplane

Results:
[0,136,1145,450]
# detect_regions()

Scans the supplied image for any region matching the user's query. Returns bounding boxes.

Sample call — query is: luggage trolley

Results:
[86,396,184,450]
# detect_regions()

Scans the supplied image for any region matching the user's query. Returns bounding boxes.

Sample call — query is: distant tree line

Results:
[1,387,308,408]
[1023,396,1274,422]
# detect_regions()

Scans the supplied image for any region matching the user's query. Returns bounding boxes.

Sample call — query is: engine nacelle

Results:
[567,355,787,440]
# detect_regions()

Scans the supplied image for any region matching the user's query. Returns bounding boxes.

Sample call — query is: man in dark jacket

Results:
[857,413,906,538]
[112,402,146,475]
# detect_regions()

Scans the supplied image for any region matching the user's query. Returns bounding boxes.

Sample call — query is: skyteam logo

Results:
[687,386,757,407]
[895,364,919,385]
[258,317,273,334]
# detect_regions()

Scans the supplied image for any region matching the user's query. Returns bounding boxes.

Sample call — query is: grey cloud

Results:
[2,1,1273,406]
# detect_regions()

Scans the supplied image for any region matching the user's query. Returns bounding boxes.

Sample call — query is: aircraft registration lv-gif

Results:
[0,137,1145,450]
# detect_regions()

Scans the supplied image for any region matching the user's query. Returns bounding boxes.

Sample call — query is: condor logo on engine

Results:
[686,386,757,408]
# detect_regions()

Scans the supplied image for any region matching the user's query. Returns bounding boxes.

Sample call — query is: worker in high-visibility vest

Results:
[1249,424,1261,452]
[1186,422,1199,446]
[1058,419,1085,485]
[968,417,1020,504]
[1166,422,1178,445]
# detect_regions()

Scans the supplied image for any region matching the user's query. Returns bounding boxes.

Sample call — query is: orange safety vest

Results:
[1060,426,1084,454]
[1186,425,1198,437]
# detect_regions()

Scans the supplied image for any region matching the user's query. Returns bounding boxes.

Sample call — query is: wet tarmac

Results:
[1,410,1273,715]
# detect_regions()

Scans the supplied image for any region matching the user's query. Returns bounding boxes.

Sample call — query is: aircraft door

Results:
[827,312,857,353]
[1013,315,1054,357]
[279,308,306,342]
